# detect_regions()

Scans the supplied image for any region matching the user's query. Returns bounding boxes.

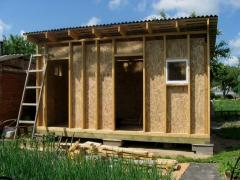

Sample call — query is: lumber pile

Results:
[68,141,179,170]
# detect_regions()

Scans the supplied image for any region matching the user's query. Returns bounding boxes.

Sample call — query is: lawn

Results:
[214,99,240,111]
[0,139,172,180]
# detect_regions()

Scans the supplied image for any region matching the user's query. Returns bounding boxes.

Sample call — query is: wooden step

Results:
[26,86,41,89]
[32,54,48,57]
[22,103,37,106]
[19,120,35,124]
[28,70,44,73]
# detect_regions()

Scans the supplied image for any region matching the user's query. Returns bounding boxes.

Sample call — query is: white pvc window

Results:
[166,59,189,84]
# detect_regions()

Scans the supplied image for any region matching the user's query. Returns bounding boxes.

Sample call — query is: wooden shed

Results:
[25,16,218,150]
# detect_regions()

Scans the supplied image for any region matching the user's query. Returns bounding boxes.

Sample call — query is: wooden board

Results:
[72,45,82,128]
[190,38,206,134]
[99,43,113,130]
[166,38,187,59]
[167,86,189,133]
[85,44,97,129]
[145,40,165,132]
[48,45,69,60]
[116,40,143,54]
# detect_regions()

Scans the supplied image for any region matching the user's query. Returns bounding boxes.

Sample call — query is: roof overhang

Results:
[25,15,218,58]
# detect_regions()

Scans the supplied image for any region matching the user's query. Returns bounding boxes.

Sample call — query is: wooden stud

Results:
[68,30,79,40]
[92,28,101,38]
[143,36,147,132]
[112,39,116,130]
[45,32,57,42]
[206,18,210,135]
[68,42,73,128]
[43,44,48,127]
[163,35,168,133]
[175,21,180,32]
[145,22,152,34]
[187,34,191,134]
[81,41,86,129]
[118,25,127,36]
[95,40,100,129]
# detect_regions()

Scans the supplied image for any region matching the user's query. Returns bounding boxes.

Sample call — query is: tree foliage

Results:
[2,35,36,55]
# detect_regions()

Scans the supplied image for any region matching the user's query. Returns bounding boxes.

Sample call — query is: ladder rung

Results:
[19,120,35,124]
[28,70,44,73]
[32,54,48,57]
[26,86,41,89]
[22,103,37,106]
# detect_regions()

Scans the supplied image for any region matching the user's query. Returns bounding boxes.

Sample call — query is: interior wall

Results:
[47,60,68,126]
[145,40,165,132]
[116,40,143,54]
[115,60,143,130]
[99,42,113,130]
[190,38,207,134]
[85,44,97,129]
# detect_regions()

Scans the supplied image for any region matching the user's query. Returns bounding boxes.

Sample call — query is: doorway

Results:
[47,60,68,127]
[115,57,143,131]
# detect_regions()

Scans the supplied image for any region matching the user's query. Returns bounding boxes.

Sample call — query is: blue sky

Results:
[0,0,240,65]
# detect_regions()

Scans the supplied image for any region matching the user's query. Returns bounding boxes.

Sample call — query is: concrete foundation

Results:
[192,144,214,156]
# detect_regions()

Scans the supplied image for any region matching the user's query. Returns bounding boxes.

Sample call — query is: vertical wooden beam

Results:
[95,40,100,129]
[81,41,86,129]
[112,39,116,130]
[163,35,168,133]
[206,18,210,135]
[143,36,147,132]
[43,44,48,127]
[187,34,191,134]
[36,45,41,127]
[68,42,73,128]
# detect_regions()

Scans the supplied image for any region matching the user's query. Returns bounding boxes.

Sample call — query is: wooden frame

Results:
[32,17,216,145]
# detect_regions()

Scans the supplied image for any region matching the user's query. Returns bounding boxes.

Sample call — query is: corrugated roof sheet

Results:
[24,15,217,35]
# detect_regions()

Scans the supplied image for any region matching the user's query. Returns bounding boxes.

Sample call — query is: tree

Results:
[2,34,36,55]
[159,10,167,20]
[190,11,197,17]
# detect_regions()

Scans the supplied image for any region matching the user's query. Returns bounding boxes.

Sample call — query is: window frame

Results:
[166,59,189,85]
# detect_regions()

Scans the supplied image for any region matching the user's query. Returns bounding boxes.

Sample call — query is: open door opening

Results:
[47,60,68,127]
[115,58,143,131]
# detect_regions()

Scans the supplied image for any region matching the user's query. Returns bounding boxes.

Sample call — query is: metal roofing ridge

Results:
[24,15,218,35]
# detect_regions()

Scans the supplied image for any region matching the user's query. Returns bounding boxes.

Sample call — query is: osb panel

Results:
[99,43,113,130]
[48,46,69,60]
[85,44,96,129]
[145,40,165,132]
[166,39,187,59]
[72,45,82,128]
[167,86,189,133]
[116,40,143,54]
[190,38,206,134]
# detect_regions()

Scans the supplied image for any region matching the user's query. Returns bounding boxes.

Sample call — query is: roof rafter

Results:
[45,32,57,42]
[68,30,79,40]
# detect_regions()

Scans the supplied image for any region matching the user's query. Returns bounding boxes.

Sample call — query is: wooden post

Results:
[206,19,210,135]
[68,42,73,128]
[43,44,48,127]
[81,41,86,129]
[163,35,168,133]
[187,34,191,134]
[95,40,100,129]
[143,36,147,132]
[112,39,116,130]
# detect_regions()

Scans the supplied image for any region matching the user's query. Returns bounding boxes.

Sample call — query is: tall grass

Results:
[0,139,172,180]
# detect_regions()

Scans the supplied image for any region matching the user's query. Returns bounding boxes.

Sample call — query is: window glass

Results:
[167,61,187,81]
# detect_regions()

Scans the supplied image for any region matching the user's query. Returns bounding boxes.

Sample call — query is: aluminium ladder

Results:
[14,54,48,139]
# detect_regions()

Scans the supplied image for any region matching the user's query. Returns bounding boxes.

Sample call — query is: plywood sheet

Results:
[167,86,189,133]
[145,40,165,132]
[72,45,82,128]
[167,39,187,59]
[116,40,143,54]
[85,44,97,129]
[99,43,113,130]
[190,38,206,134]
[48,45,69,60]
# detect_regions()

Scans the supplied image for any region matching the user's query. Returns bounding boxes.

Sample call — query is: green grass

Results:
[214,99,240,111]
[0,139,172,180]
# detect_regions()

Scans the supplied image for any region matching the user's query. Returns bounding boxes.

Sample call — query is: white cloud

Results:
[108,0,127,10]
[136,0,147,12]
[223,56,240,67]
[84,17,101,26]
[229,32,240,56]
[150,0,240,18]
[0,19,10,41]
[20,30,25,36]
